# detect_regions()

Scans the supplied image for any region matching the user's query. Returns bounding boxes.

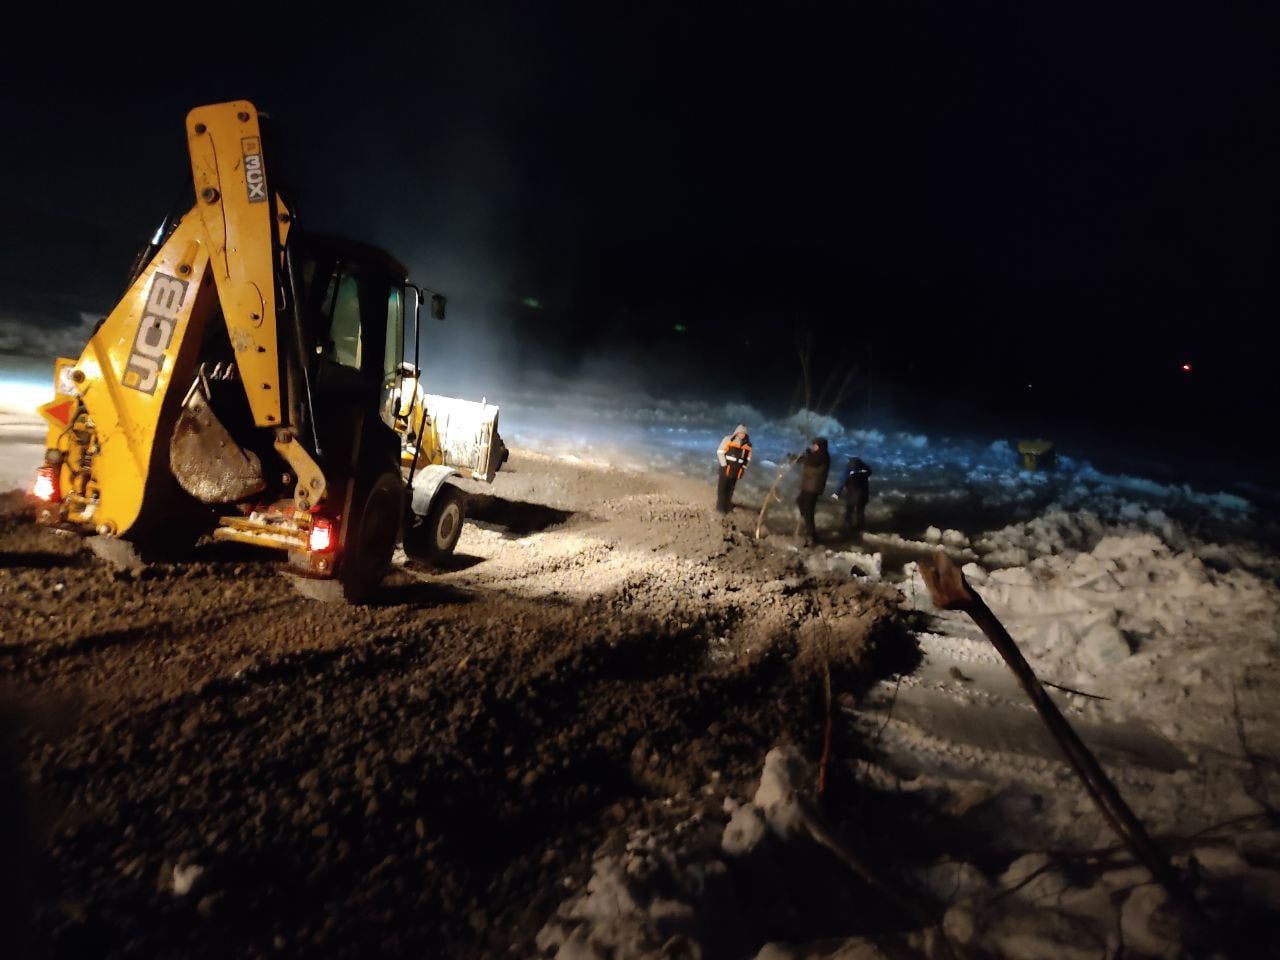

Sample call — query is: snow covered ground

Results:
[493,376,1266,532]
[488,382,1280,957]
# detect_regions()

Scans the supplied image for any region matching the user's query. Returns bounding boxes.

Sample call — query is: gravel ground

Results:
[0,453,916,958]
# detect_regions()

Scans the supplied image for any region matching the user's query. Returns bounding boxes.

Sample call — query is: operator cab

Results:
[289,234,442,479]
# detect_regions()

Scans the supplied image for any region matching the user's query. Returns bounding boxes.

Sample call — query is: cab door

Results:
[307,258,402,481]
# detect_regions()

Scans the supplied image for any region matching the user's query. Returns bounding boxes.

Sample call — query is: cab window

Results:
[325,271,364,370]
[303,252,395,387]
[383,286,404,382]
[380,286,406,424]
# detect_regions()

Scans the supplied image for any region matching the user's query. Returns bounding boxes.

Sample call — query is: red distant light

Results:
[1181,363,1192,373]
[33,465,60,502]
[308,518,335,553]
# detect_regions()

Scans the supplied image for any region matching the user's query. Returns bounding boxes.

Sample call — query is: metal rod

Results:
[404,285,426,494]
[284,239,322,458]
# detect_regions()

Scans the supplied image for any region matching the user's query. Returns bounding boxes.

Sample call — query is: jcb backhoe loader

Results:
[30,100,505,601]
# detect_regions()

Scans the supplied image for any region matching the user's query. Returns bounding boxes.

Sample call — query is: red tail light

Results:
[33,465,61,503]
[308,518,335,553]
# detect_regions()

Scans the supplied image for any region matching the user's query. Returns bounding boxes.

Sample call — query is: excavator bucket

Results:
[170,379,265,503]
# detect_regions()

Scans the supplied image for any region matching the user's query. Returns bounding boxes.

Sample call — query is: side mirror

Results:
[431,293,447,321]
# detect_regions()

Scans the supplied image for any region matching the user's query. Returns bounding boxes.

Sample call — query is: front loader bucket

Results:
[170,380,265,503]
[420,392,503,481]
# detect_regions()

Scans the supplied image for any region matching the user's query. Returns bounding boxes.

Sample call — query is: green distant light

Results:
[673,323,686,333]
[522,296,543,310]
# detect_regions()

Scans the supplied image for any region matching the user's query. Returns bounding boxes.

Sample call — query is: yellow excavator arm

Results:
[37,101,324,538]
[187,102,286,429]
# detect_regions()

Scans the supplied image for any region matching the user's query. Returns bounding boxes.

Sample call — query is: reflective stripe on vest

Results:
[723,441,750,478]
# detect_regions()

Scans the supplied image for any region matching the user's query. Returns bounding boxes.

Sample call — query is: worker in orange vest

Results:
[715,424,752,513]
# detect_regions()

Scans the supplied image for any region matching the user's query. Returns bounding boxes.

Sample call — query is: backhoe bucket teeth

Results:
[170,381,265,503]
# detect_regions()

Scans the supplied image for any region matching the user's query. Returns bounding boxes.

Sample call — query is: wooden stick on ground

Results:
[754,460,793,539]
[1042,679,1110,701]
[918,552,1201,919]
[817,654,833,797]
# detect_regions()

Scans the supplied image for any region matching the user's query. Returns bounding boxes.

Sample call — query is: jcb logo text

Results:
[124,273,189,394]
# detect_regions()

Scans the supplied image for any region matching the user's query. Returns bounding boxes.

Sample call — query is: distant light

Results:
[1026,383,1032,389]
[1181,362,1192,373]
[521,296,543,310]
[673,323,686,333]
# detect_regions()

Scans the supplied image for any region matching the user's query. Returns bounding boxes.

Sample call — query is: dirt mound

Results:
[0,453,915,958]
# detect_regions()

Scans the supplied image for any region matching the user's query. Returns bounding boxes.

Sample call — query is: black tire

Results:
[406,482,466,565]
[293,471,403,604]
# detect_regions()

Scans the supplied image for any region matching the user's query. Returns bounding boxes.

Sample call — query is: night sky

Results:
[2,5,1275,477]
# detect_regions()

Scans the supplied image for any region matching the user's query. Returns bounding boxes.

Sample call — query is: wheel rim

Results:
[435,501,461,550]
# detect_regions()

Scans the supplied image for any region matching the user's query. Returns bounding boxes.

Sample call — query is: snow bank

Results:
[909,511,1280,740]
[492,378,1262,555]
[849,428,885,446]
[902,516,1266,777]
[804,548,883,580]
[1075,468,1254,518]
[778,408,845,439]
[535,825,739,959]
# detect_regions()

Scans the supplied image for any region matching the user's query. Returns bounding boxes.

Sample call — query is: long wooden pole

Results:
[918,552,1200,918]
[754,460,793,539]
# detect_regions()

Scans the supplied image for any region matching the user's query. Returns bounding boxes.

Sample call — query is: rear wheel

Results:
[292,471,403,604]
[405,482,466,565]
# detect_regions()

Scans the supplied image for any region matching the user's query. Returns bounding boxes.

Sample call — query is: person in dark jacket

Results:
[836,456,873,534]
[715,425,752,513]
[792,437,830,546]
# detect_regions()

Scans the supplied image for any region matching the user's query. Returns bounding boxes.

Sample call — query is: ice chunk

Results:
[720,747,812,855]
[804,549,882,580]
[171,863,203,896]
[915,860,991,903]
[779,408,844,438]
[1119,885,1182,960]
[751,746,811,839]
[722,805,768,857]
[849,428,885,446]
[1190,845,1249,879]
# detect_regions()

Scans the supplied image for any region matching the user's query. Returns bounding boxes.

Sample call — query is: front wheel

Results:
[405,482,466,565]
